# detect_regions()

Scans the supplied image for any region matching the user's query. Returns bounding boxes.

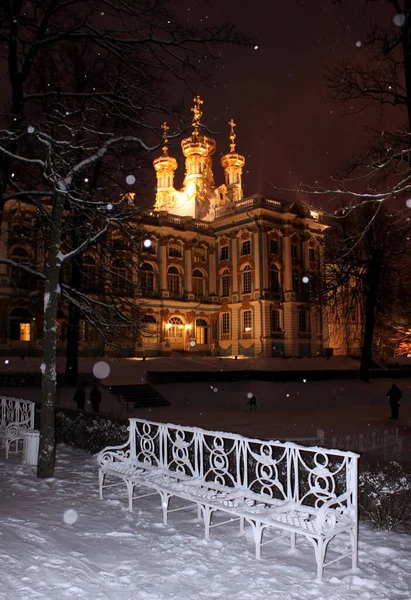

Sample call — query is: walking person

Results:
[90,384,102,413]
[247,393,257,411]
[73,383,86,411]
[386,384,402,420]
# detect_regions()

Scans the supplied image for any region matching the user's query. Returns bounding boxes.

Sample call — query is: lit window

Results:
[242,265,252,294]
[194,249,206,262]
[241,239,251,256]
[292,268,300,294]
[221,312,230,335]
[168,316,184,338]
[195,318,208,344]
[19,323,30,341]
[243,310,252,333]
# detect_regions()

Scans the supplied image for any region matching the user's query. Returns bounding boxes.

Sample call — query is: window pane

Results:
[271,309,281,332]
[220,245,229,260]
[19,323,30,341]
[241,240,251,256]
[222,313,230,334]
[243,310,252,332]
[243,267,252,294]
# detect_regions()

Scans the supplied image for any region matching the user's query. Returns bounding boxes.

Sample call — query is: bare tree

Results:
[320,202,411,380]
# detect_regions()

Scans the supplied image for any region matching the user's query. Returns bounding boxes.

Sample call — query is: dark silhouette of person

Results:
[386,384,402,420]
[73,383,86,411]
[90,385,102,413]
[247,394,257,410]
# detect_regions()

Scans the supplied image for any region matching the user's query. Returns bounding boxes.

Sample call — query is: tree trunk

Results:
[65,255,82,382]
[37,191,64,478]
[359,251,382,382]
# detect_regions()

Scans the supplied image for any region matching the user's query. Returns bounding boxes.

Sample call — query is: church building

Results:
[135,96,329,357]
[0,96,330,358]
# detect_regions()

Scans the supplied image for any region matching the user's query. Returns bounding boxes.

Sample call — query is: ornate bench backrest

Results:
[0,396,35,429]
[128,419,359,509]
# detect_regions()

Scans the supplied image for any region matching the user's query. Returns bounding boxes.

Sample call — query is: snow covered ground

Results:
[1,445,411,600]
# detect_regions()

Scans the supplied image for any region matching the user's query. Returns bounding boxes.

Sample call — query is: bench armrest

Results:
[97,441,132,466]
[315,493,356,536]
[5,420,32,440]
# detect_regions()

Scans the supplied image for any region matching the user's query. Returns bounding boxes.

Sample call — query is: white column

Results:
[282,234,292,294]
[261,229,268,290]
[231,235,238,294]
[253,228,260,295]
[209,248,216,295]
[184,245,192,293]
[159,242,167,292]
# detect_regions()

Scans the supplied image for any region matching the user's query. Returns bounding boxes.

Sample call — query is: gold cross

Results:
[161,121,169,155]
[229,118,236,152]
[191,95,203,133]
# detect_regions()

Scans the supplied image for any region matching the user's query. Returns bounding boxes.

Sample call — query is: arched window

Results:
[167,266,181,297]
[9,307,31,341]
[112,259,130,294]
[140,263,155,294]
[192,269,205,299]
[167,316,184,338]
[10,247,31,288]
[242,265,252,294]
[269,264,281,294]
[142,314,158,341]
[195,318,208,345]
[221,269,230,297]
[168,245,182,258]
[242,310,252,334]
[83,255,97,290]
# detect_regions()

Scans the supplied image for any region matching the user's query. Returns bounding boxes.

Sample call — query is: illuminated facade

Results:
[0,97,330,358]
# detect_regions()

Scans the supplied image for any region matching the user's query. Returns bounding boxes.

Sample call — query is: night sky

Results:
[169,0,396,205]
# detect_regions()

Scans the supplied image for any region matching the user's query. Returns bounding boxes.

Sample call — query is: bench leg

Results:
[290,532,296,551]
[313,537,330,581]
[240,517,245,536]
[98,470,105,500]
[159,491,171,526]
[249,520,264,560]
[350,528,358,571]
[126,480,135,512]
[200,505,214,540]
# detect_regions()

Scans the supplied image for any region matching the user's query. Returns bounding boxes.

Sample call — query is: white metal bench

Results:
[0,396,36,459]
[97,418,359,580]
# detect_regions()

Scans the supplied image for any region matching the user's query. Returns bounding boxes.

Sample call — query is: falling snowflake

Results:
[63,509,78,524]
[393,13,406,26]
[189,340,196,348]
[143,239,152,248]
[106,203,113,211]
[126,175,136,185]
[406,199,411,209]
[355,41,361,47]
[27,126,35,134]
[93,361,110,379]
[302,276,309,284]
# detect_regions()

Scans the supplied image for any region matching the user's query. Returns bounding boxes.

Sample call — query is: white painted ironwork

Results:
[0,396,36,459]
[97,418,359,580]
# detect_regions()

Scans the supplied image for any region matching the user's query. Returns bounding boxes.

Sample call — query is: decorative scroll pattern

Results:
[245,442,288,500]
[134,421,161,467]
[165,426,196,477]
[201,434,238,487]
[0,396,35,429]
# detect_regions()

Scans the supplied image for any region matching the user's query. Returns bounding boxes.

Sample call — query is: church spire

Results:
[221,118,245,202]
[153,121,178,211]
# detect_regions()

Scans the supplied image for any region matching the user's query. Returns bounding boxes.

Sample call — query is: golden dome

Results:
[181,95,216,157]
[221,118,245,168]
